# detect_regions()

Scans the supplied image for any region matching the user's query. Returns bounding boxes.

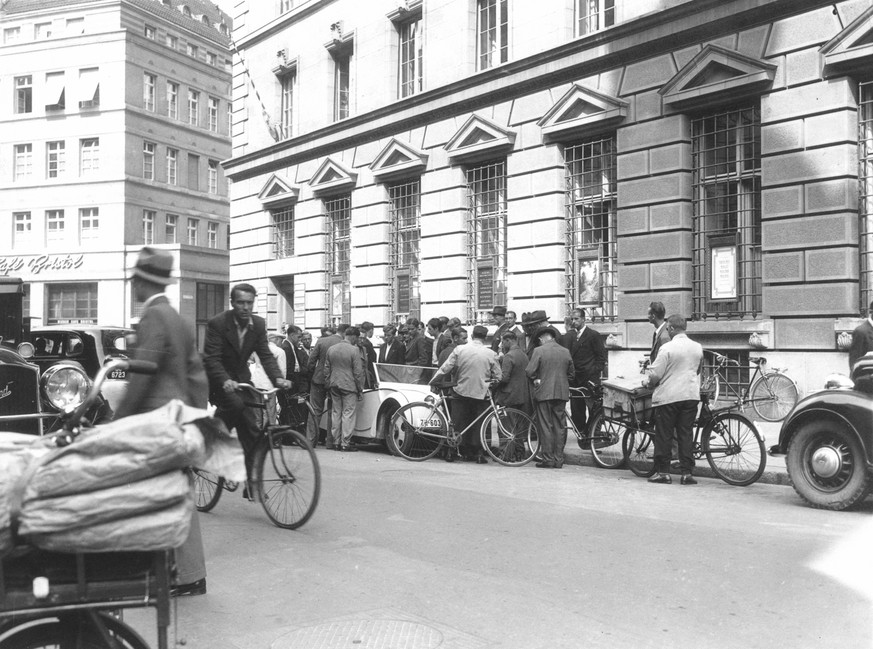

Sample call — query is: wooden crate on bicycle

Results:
[601,377,653,423]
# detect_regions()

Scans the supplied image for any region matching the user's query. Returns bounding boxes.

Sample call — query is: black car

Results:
[772,357,873,510]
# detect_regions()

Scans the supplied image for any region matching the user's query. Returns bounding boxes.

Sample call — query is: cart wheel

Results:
[0,613,151,649]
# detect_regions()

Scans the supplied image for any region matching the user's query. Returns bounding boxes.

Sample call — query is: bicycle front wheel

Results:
[750,372,798,422]
[587,412,627,469]
[254,428,321,529]
[480,408,538,467]
[388,402,446,461]
[193,468,224,513]
[0,613,151,649]
[703,413,766,486]
[623,426,657,477]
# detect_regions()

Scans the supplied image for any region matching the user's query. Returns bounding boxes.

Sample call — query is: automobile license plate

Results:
[108,369,127,380]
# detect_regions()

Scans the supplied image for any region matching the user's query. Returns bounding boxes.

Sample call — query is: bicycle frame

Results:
[416,389,506,447]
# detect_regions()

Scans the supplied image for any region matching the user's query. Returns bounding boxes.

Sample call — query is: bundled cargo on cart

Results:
[601,377,654,423]
[0,399,245,556]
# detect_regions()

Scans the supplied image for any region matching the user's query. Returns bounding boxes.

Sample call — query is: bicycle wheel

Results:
[193,468,224,513]
[587,412,627,469]
[0,613,150,649]
[749,372,798,422]
[623,426,657,477]
[703,413,766,486]
[480,408,538,467]
[388,402,446,461]
[254,428,321,529]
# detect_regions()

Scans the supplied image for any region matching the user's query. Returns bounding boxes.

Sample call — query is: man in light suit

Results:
[378,324,405,365]
[115,247,209,597]
[850,300,873,370]
[203,283,290,496]
[560,308,606,435]
[526,326,575,469]
[324,326,366,451]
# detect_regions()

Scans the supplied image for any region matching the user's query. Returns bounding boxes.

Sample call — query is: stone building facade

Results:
[223,0,873,395]
[0,0,232,345]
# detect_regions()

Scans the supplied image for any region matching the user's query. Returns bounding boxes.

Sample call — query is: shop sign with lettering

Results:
[0,254,85,276]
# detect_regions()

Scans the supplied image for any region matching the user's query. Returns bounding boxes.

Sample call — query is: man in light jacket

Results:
[324,326,365,452]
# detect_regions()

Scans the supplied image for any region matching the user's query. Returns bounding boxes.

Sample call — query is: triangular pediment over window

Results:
[445,114,516,164]
[309,157,357,195]
[822,5,873,77]
[537,84,628,141]
[659,45,776,109]
[258,174,299,208]
[370,138,428,182]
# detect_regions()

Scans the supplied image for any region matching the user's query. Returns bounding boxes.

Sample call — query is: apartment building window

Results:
[187,218,199,246]
[859,81,873,312]
[78,68,100,108]
[66,18,84,35]
[46,284,98,325]
[333,47,352,121]
[207,160,218,194]
[564,136,617,321]
[4,27,20,44]
[187,43,198,58]
[79,207,99,240]
[272,206,294,259]
[46,210,65,242]
[188,89,199,125]
[143,73,156,111]
[166,214,178,243]
[13,212,32,244]
[280,0,295,11]
[166,34,177,49]
[207,222,219,249]
[466,160,507,322]
[143,141,156,180]
[279,69,295,139]
[166,148,178,185]
[325,195,351,324]
[15,76,32,114]
[145,24,156,39]
[45,72,65,111]
[80,138,99,175]
[47,141,65,179]
[143,210,155,244]
[35,22,52,39]
[196,283,226,347]
[188,154,200,190]
[398,15,422,98]
[691,104,762,319]
[388,180,421,320]
[208,97,219,132]
[477,0,508,71]
[14,144,32,181]
[577,0,615,36]
[167,81,179,119]
[207,52,217,66]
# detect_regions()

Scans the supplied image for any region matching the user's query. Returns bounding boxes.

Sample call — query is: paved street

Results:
[129,448,872,649]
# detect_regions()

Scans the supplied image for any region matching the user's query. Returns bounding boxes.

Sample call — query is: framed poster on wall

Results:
[711,244,737,300]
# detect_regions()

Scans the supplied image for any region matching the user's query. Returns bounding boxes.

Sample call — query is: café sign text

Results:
[0,254,85,276]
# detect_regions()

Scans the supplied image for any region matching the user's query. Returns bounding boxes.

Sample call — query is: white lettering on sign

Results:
[0,254,85,276]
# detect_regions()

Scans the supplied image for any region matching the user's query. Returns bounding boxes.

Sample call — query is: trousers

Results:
[329,387,358,446]
[535,399,567,465]
[653,400,698,474]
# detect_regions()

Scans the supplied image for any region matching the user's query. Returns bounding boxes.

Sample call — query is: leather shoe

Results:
[340,445,358,452]
[680,474,698,485]
[648,473,672,484]
[171,578,206,597]
[535,461,556,468]
[444,453,455,463]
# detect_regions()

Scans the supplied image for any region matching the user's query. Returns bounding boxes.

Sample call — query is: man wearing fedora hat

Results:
[520,310,549,356]
[115,246,209,596]
[489,306,509,354]
[526,325,575,468]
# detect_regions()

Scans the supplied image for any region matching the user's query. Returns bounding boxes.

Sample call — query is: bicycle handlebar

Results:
[235,382,283,397]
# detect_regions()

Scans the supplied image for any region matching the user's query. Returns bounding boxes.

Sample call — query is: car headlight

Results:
[41,364,92,411]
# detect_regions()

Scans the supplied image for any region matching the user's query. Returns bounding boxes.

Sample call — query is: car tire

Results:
[786,420,872,510]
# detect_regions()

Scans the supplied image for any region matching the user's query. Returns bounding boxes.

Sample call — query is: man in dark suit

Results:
[560,308,606,435]
[526,326,575,469]
[378,324,405,364]
[203,283,290,496]
[520,310,549,357]
[489,306,510,354]
[403,318,431,366]
[648,301,671,365]
[277,324,309,427]
[850,300,873,370]
[495,330,530,415]
[358,321,377,388]
[306,325,342,445]
[115,247,209,597]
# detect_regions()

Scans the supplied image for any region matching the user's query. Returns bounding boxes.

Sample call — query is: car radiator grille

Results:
[0,364,42,435]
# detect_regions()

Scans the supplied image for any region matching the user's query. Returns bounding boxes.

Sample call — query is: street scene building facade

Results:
[223,0,873,395]
[0,0,232,344]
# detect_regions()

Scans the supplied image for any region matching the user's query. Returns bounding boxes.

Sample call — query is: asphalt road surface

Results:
[128,448,873,649]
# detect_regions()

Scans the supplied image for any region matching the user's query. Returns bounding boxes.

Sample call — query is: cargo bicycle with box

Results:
[598,376,767,486]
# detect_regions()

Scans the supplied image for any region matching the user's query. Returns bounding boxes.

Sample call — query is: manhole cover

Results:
[273,619,445,649]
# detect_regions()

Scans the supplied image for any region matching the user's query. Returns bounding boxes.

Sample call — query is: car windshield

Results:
[374,363,437,386]
[31,332,86,358]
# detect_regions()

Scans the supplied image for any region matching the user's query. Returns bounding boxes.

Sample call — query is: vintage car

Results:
[28,326,133,411]
[312,362,437,449]
[772,356,873,510]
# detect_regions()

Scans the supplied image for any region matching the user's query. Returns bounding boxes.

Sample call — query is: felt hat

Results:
[490,306,507,317]
[131,246,175,285]
[537,326,562,340]
[521,310,549,326]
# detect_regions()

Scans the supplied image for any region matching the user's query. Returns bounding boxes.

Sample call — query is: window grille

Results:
[466,160,507,324]
[398,18,422,98]
[691,105,761,319]
[859,81,873,314]
[477,0,508,70]
[325,195,351,324]
[272,206,294,259]
[388,180,421,321]
[577,0,615,36]
[564,136,617,322]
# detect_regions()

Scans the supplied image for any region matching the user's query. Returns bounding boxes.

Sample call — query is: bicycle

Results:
[701,351,799,422]
[619,389,767,486]
[565,384,626,469]
[193,385,321,529]
[387,387,539,466]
